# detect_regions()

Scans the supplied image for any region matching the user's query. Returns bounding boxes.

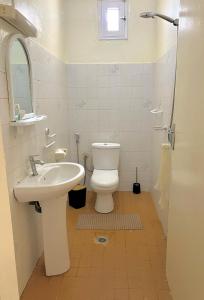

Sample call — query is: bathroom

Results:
[0,0,204,299]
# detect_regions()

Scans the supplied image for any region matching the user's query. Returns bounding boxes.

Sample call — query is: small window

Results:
[98,0,128,40]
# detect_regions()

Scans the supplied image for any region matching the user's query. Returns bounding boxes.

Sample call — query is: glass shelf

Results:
[10,115,47,127]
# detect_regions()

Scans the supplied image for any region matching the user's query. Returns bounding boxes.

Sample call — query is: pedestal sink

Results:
[14,163,85,276]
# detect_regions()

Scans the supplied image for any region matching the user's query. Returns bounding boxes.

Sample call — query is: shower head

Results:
[140,11,179,27]
[140,12,155,18]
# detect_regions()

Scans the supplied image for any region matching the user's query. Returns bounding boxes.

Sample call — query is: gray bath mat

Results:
[76,213,144,230]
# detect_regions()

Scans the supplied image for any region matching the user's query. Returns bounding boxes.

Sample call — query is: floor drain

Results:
[95,236,109,245]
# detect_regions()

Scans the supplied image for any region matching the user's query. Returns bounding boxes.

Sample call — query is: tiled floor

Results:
[21,192,172,300]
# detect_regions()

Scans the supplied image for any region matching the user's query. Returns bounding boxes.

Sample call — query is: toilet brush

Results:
[133,167,141,194]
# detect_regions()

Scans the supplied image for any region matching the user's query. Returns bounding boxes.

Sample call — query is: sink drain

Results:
[95,236,109,245]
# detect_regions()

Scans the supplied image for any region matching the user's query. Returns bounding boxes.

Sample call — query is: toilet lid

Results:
[91,170,119,188]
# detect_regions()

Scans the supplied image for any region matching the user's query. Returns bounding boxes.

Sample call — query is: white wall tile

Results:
[67,63,154,191]
[151,47,177,235]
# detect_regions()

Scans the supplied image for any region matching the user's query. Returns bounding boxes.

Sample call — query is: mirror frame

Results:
[6,33,35,122]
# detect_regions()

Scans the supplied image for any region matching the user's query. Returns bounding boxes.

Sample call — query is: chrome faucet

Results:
[29,155,45,176]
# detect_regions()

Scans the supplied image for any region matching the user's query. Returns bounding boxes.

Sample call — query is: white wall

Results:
[14,0,67,61]
[156,0,180,59]
[151,0,180,235]
[67,63,153,191]
[151,49,177,235]
[0,2,69,295]
[0,124,19,300]
[167,0,204,298]
[64,0,157,63]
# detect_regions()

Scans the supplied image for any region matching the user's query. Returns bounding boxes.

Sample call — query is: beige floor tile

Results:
[112,275,129,289]
[158,290,173,300]
[64,267,78,278]
[99,289,114,300]
[143,296,158,300]
[114,289,129,300]
[129,289,143,300]
[21,274,63,300]
[59,286,92,300]
[90,267,108,278]
[70,256,80,267]
[20,192,172,300]
[76,267,93,277]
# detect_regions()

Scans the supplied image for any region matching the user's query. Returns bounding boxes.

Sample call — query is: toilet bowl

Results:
[90,143,120,213]
[91,169,119,213]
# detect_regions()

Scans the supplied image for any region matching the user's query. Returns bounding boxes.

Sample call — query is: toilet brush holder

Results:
[68,184,87,209]
[133,167,141,194]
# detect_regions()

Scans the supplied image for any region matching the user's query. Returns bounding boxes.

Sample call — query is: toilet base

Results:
[95,193,114,213]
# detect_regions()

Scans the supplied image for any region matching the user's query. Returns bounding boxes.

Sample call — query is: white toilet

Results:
[90,143,120,213]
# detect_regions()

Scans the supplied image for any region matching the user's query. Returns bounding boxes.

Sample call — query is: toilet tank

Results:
[92,143,120,170]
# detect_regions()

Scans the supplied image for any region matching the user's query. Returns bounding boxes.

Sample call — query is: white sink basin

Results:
[14,163,85,202]
[14,162,85,276]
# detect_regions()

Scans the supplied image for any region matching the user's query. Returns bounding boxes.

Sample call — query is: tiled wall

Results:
[67,64,154,191]
[151,48,177,235]
[0,31,69,293]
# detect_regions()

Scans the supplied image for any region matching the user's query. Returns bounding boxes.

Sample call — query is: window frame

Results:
[98,0,128,40]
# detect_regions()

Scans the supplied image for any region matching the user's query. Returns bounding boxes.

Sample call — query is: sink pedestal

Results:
[40,195,70,276]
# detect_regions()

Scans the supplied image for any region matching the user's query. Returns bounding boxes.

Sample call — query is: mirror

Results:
[7,34,34,122]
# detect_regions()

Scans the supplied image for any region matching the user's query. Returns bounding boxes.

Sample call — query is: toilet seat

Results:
[91,169,119,190]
